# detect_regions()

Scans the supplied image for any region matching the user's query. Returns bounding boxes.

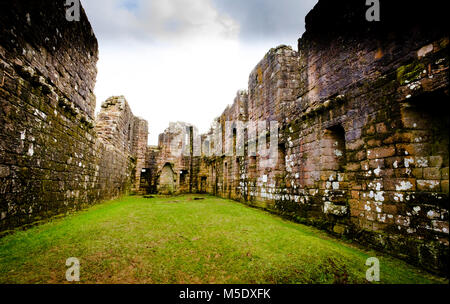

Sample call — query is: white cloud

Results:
[82,0,142,41]
[83,0,239,43]
[138,0,240,42]
[82,0,312,145]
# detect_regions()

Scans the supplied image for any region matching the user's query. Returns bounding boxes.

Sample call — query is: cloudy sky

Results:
[82,0,318,145]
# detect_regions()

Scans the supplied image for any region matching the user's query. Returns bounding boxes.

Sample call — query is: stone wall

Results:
[139,146,160,194]
[131,117,149,191]
[149,0,449,274]
[152,122,197,194]
[285,0,449,273]
[0,1,147,233]
[95,96,149,192]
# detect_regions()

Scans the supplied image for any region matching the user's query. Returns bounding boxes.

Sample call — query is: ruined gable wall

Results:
[0,1,144,233]
[96,96,136,152]
[95,96,149,192]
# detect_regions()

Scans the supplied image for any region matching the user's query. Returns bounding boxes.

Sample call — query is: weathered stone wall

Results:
[139,146,160,194]
[150,0,449,274]
[95,96,149,192]
[151,122,197,194]
[284,0,449,273]
[0,1,147,233]
[96,96,137,152]
[131,117,149,191]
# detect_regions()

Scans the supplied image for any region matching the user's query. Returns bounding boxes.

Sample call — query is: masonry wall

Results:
[284,0,449,273]
[0,1,146,233]
[132,117,149,191]
[95,96,149,192]
[139,146,160,194]
[151,122,198,194]
[151,0,449,274]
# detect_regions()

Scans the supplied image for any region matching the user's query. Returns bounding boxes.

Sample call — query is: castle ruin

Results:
[1,0,448,275]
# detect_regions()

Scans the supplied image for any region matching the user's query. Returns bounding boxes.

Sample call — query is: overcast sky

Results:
[82,0,318,145]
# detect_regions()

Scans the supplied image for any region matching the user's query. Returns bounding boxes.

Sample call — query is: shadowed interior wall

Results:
[0,1,147,233]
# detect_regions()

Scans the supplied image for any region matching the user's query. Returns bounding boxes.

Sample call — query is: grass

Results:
[0,195,447,284]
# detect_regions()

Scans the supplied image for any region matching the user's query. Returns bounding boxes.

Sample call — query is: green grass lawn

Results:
[0,195,447,284]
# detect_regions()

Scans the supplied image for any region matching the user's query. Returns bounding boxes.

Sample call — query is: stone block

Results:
[367,146,396,160]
